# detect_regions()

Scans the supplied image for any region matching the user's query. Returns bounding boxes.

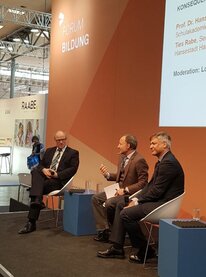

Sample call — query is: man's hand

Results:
[115,188,125,196]
[42,168,57,178]
[100,164,109,177]
[124,200,136,209]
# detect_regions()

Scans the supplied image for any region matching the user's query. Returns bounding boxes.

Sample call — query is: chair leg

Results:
[55,197,59,227]
[22,187,25,203]
[51,196,55,218]
[55,196,63,227]
[0,156,2,175]
[17,185,21,202]
[144,222,156,245]
[143,224,153,267]
[39,195,63,228]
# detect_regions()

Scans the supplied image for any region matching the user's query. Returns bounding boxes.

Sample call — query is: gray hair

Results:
[150,131,171,149]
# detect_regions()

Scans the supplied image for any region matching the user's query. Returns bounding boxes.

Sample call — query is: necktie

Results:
[152,160,160,184]
[118,156,128,185]
[50,149,62,170]
[120,156,127,171]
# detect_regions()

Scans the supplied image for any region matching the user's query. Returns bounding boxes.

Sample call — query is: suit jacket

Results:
[108,151,148,195]
[138,151,184,204]
[38,146,79,185]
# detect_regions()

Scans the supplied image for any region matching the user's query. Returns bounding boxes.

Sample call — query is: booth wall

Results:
[0,95,47,174]
[47,0,206,219]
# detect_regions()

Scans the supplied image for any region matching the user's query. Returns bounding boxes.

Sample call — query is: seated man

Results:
[18,130,79,234]
[97,131,185,262]
[92,134,148,242]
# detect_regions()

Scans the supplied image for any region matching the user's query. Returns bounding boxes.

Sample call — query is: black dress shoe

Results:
[18,222,36,234]
[94,229,110,243]
[97,245,125,259]
[129,253,144,264]
[129,247,156,264]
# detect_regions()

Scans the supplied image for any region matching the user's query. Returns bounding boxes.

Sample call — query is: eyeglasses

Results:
[55,138,66,142]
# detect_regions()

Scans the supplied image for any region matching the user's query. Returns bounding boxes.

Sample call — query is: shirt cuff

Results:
[105,172,110,179]
[131,197,138,206]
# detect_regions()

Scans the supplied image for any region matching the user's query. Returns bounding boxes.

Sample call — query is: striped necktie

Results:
[50,149,62,170]
[118,156,128,185]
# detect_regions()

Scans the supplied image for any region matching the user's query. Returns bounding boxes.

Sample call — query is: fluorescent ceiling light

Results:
[13,38,21,42]
[39,31,49,38]
[43,31,49,36]
[31,29,39,33]
[38,90,48,94]
[8,8,25,15]
[0,68,49,81]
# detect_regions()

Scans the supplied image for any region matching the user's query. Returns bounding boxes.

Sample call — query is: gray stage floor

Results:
[0,212,158,277]
[0,175,158,277]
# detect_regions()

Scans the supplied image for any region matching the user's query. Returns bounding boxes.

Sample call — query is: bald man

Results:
[18,130,79,234]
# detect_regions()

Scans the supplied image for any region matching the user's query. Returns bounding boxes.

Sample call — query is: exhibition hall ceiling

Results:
[0,0,51,99]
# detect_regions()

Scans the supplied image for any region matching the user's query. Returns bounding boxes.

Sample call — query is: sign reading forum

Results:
[58,15,90,53]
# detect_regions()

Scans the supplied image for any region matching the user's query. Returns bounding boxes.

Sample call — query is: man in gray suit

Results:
[92,134,149,242]
[18,130,79,234]
[97,131,184,262]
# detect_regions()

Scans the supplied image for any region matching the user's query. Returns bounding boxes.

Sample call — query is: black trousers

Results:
[110,201,162,249]
[28,168,63,221]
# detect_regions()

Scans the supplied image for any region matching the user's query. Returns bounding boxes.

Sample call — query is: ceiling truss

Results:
[0,4,51,99]
[0,4,51,30]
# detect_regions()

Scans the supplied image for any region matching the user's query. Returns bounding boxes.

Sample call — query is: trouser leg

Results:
[28,205,41,221]
[92,192,108,230]
[28,168,62,222]
[121,204,147,249]
[109,198,127,246]
[29,168,46,197]
[105,194,126,228]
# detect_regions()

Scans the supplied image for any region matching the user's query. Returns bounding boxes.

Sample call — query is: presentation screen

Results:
[159,0,206,127]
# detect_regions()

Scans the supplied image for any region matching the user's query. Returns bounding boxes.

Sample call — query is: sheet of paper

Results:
[104,183,120,199]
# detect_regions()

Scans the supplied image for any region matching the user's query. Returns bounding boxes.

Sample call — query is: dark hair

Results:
[124,134,137,150]
[32,136,39,143]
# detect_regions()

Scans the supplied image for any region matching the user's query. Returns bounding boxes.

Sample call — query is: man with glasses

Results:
[18,130,79,234]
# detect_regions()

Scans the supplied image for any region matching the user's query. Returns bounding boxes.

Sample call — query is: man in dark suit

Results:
[92,134,148,242]
[97,131,184,262]
[18,130,79,234]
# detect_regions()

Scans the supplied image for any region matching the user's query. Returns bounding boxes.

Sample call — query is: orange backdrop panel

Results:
[47,0,206,220]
